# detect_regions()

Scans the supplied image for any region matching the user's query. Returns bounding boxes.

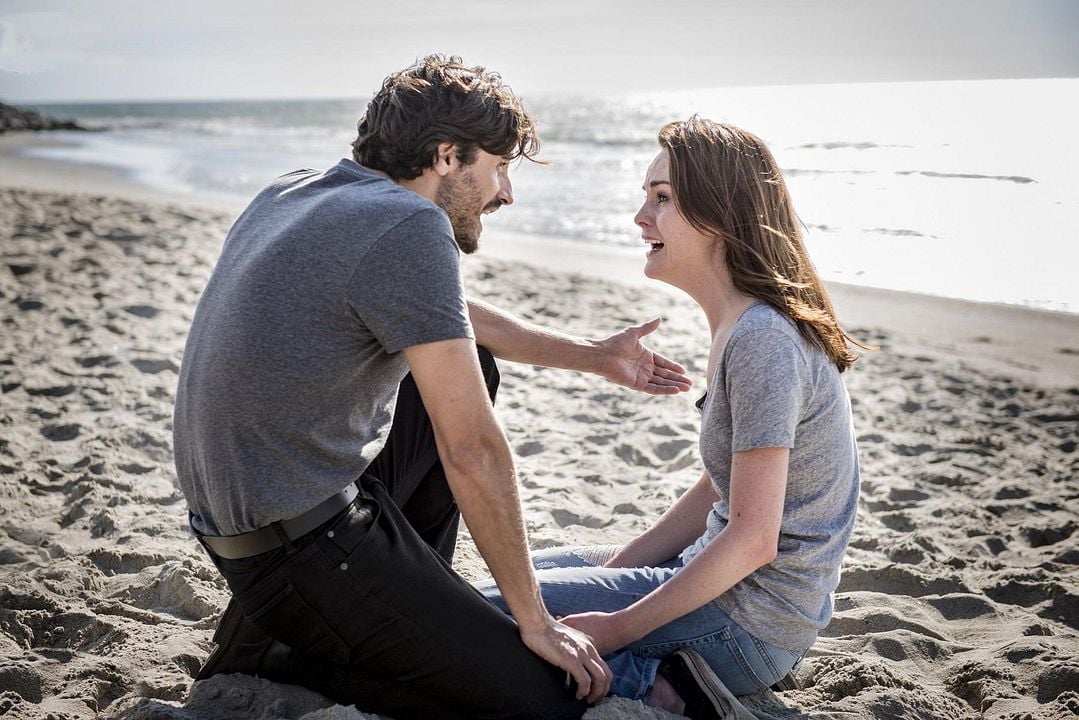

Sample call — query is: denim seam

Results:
[632,628,727,658]
[721,626,769,692]
[635,656,661,702]
[751,635,783,683]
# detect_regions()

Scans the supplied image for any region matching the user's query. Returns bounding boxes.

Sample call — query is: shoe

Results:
[771,668,802,691]
[196,597,292,680]
[656,648,745,720]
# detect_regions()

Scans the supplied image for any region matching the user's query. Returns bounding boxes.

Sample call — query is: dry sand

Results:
[1,151,1077,720]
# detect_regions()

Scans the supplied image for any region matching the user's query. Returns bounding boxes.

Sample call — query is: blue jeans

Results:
[474,545,804,701]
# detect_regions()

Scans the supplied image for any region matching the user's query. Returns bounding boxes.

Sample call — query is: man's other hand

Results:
[520,615,612,703]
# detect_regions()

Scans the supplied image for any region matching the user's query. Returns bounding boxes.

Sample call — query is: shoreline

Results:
[5,131,1075,389]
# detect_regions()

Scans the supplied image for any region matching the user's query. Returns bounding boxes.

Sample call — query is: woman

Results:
[476,117,865,719]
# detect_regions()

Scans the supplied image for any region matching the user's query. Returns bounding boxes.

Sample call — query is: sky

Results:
[1,0,1077,102]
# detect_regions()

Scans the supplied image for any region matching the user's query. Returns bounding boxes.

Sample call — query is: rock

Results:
[0,101,86,133]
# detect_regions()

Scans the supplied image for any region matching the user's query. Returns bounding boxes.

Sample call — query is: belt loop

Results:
[270,522,297,555]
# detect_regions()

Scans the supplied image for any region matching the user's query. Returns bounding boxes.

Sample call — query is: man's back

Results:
[174,159,471,536]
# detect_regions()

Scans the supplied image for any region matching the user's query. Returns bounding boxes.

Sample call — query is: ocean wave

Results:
[865,227,941,239]
[784,168,875,177]
[895,170,1036,184]
[792,141,913,151]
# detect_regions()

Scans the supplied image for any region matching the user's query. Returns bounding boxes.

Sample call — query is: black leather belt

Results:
[199,483,360,560]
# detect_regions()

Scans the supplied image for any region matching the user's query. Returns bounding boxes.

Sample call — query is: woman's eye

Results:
[656,193,670,204]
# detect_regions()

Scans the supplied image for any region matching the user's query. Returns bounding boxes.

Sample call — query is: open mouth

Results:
[647,242,665,255]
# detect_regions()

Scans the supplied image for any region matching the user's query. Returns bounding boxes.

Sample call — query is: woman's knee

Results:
[532,544,622,570]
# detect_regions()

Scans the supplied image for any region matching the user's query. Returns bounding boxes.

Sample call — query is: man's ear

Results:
[433,142,458,177]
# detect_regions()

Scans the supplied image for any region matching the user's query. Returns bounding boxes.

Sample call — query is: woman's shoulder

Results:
[728,302,804,353]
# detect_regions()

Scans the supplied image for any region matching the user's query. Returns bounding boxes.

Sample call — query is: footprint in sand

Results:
[25,384,76,398]
[78,354,118,369]
[614,444,653,467]
[40,423,81,441]
[922,593,999,621]
[122,304,162,319]
[867,631,963,664]
[515,440,545,457]
[7,263,36,277]
[1022,523,1076,548]
[877,511,916,533]
[131,358,178,374]
[886,487,930,504]
[824,607,950,642]
[550,508,612,529]
[984,573,1079,630]
[654,438,693,461]
[838,565,970,597]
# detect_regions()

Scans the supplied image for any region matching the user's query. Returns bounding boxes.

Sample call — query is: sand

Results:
[1,146,1077,720]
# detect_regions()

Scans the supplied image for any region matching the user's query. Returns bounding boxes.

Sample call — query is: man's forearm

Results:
[468,298,602,373]
[438,430,549,631]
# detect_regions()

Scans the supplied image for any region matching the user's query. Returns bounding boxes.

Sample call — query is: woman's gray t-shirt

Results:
[680,302,860,651]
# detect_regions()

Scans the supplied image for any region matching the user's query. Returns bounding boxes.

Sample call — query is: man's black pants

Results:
[203,347,586,720]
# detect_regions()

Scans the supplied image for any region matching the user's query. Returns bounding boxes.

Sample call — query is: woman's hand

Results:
[559,611,636,657]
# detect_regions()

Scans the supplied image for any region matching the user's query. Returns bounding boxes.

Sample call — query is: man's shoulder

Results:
[268,160,435,215]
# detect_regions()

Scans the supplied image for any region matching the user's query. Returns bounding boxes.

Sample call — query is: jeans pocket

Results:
[239,576,350,663]
[316,496,380,563]
[721,627,772,693]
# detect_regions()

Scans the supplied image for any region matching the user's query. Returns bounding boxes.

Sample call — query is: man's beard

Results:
[436,170,497,255]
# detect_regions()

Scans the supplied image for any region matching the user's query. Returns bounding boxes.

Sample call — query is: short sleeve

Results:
[346,208,474,353]
[723,329,805,451]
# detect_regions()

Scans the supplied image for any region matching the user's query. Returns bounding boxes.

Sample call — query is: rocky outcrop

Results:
[0,102,85,133]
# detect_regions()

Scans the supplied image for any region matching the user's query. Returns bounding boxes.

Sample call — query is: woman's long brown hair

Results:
[659,116,869,372]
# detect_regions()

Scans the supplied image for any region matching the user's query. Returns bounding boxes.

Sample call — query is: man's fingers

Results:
[653,353,688,374]
[569,662,592,700]
[631,316,662,338]
[586,656,612,702]
[653,368,693,385]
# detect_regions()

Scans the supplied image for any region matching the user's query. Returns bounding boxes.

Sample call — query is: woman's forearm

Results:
[612,524,775,645]
[611,447,789,644]
[606,470,716,568]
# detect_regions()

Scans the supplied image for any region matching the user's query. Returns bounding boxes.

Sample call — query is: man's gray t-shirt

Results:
[680,302,860,651]
[174,159,473,536]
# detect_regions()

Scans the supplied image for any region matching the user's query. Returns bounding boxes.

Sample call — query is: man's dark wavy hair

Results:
[352,54,540,181]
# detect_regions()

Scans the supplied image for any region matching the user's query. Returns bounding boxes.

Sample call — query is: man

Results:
[174,55,691,720]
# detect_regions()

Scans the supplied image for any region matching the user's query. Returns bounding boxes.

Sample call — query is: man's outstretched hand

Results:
[520,616,613,703]
[595,317,692,395]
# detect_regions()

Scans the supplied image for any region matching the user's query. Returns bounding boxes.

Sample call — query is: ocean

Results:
[20,78,1079,314]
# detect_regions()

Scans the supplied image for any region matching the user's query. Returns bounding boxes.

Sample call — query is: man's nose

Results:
[498,174,513,206]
